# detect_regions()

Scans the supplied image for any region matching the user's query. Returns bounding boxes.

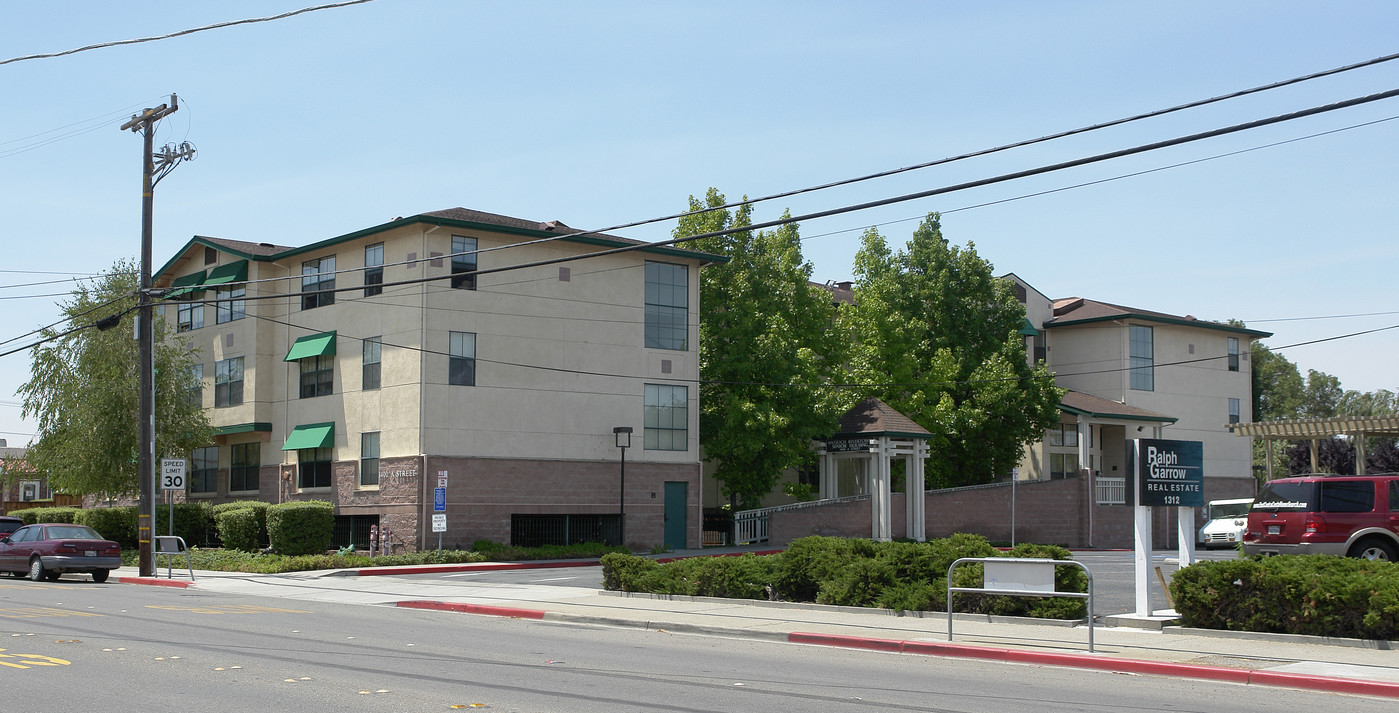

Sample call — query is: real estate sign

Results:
[1128,438,1204,507]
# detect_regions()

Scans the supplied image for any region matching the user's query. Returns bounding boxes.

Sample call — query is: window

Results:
[1048,423,1078,447]
[215,285,245,323]
[230,442,260,492]
[215,357,243,407]
[645,262,688,350]
[644,384,688,451]
[451,235,477,289]
[18,480,51,502]
[360,432,380,487]
[299,355,334,398]
[1129,325,1154,391]
[301,256,336,310]
[364,243,384,297]
[190,447,218,494]
[1319,481,1374,513]
[1229,397,1240,424]
[1227,337,1240,372]
[362,337,381,390]
[176,298,204,332]
[449,331,475,386]
[1050,453,1079,479]
[189,364,204,408]
[298,447,332,489]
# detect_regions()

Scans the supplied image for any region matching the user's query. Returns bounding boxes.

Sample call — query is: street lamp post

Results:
[613,426,632,549]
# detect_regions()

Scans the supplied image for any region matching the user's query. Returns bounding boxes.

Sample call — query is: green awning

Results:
[282,422,335,451]
[284,331,337,361]
[1018,318,1039,337]
[215,422,272,437]
[163,270,207,300]
[202,260,248,287]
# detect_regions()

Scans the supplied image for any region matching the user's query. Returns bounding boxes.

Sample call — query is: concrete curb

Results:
[357,560,599,577]
[395,598,1399,699]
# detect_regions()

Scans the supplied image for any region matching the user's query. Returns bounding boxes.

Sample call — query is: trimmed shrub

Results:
[601,552,659,591]
[1172,554,1399,639]
[266,500,334,556]
[77,507,138,549]
[213,501,270,552]
[153,502,214,546]
[16,506,81,524]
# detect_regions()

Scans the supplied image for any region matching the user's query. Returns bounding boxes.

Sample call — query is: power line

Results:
[0,1,377,66]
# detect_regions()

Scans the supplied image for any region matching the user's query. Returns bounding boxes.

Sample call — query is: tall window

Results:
[364,243,384,297]
[451,235,477,289]
[360,432,380,487]
[298,447,333,489]
[1129,325,1154,391]
[190,447,218,494]
[1227,337,1239,372]
[1229,397,1241,424]
[177,298,204,332]
[189,364,204,408]
[1048,423,1078,447]
[215,285,245,323]
[645,262,688,350]
[1050,453,1079,479]
[299,355,334,398]
[449,331,476,386]
[301,256,336,310]
[230,442,260,492]
[362,337,381,390]
[644,383,688,451]
[215,357,243,407]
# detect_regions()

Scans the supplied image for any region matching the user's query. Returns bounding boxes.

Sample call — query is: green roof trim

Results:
[214,422,272,436]
[202,260,248,286]
[1059,404,1178,423]
[284,331,337,361]
[1046,312,1271,339]
[163,270,207,300]
[282,422,335,451]
[1018,318,1039,336]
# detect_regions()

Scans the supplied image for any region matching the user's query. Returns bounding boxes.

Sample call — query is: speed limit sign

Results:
[160,458,187,491]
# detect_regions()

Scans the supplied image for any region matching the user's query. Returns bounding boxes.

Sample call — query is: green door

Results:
[664,481,688,550]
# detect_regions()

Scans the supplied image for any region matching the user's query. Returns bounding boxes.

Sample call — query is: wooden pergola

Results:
[1227,415,1399,479]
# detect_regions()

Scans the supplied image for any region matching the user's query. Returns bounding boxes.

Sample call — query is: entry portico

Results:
[816,397,932,541]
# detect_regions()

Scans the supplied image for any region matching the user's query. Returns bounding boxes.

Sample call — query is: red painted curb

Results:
[396,600,545,619]
[789,632,1399,698]
[117,576,193,589]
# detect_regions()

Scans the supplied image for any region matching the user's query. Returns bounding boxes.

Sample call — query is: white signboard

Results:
[160,458,186,491]
[431,514,447,533]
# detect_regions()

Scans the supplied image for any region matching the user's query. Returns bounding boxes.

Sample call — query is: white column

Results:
[1177,505,1195,569]
[1134,505,1153,616]
[907,441,927,541]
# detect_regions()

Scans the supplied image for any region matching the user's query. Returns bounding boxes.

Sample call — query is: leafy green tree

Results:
[839,214,1062,488]
[1250,343,1304,422]
[12,260,211,498]
[1300,369,1343,418]
[682,189,847,509]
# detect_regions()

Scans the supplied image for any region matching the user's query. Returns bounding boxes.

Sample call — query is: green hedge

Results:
[601,535,1088,619]
[77,507,138,549]
[266,500,334,556]
[1171,555,1399,639]
[154,502,214,546]
[213,501,270,552]
[15,506,81,524]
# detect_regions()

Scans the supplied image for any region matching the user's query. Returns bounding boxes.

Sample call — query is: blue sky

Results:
[2,1,1397,443]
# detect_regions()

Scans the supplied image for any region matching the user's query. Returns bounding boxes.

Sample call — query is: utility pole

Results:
[120,94,190,577]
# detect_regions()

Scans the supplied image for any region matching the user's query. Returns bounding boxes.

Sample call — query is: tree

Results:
[12,259,211,498]
[682,189,847,509]
[839,214,1062,488]
[1300,369,1343,418]
[1250,343,1304,422]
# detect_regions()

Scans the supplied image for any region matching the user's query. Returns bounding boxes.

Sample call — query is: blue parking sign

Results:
[434,487,446,512]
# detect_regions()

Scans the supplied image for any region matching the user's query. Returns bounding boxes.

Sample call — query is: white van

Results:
[1197,498,1253,549]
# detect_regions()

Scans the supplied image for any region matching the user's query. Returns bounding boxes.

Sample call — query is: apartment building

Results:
[154,208,723,552]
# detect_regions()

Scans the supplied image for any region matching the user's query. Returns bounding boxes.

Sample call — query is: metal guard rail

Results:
[947,557,1094,652]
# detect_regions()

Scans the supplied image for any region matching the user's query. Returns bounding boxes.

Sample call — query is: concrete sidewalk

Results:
[112,559,1399,700]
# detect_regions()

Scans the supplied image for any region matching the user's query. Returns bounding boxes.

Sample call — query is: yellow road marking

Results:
[145,604,311,615]
[0,649,71,669]
[0,607,103,619]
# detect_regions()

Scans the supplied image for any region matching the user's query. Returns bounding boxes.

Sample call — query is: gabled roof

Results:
[834,397,933,439]
[156,207,727,281]
[1059,390,1176,423]
[1045,297,1270,338]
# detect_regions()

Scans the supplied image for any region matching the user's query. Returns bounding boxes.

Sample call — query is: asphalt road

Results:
[406,548,1242,616]
[1,575,1388,713]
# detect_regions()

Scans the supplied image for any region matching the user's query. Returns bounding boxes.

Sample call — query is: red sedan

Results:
[0,523,122,582]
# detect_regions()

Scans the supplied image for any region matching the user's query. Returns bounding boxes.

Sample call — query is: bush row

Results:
[12,500,335,556]
[600,534,1088,619]
[1171,555,1399,640]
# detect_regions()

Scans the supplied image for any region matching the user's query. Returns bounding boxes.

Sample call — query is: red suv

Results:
[1242,473,1399,561]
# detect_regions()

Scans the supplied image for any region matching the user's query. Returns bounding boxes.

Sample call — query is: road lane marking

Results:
[0,607,103,619]
[145,604,311,615]
[0,649,71,669]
